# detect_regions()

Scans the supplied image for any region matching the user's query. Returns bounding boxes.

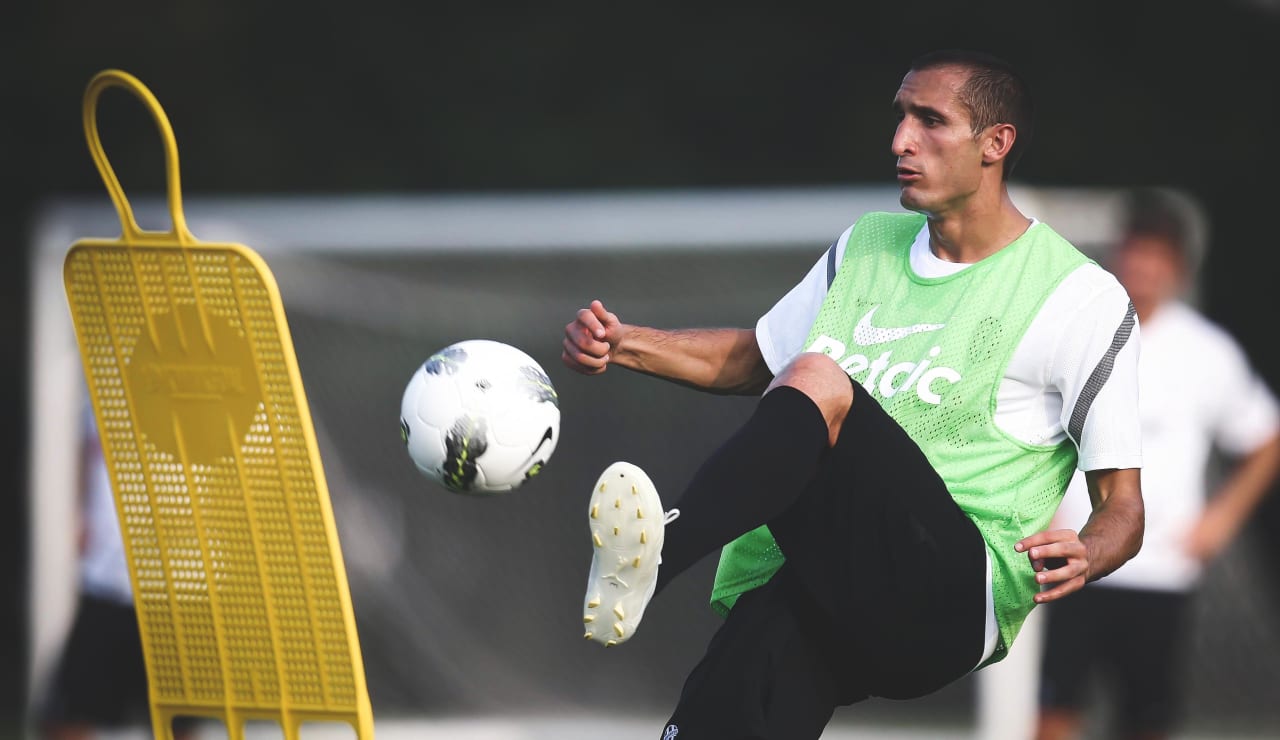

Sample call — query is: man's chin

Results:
[898,189,927,213]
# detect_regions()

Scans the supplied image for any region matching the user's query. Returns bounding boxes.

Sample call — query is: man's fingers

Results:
[1024,541,1085,562]
[589,300,619,336]
[561,352,606,375]
[562,337,609,367]
[1031,557,1072,572]
[1033,557,1086,586]
[1015,529,1076,552]
[1034,575,1087,603]
[566,316,612,356]
[563,302,618,375]
[561,338,609,374]
[578,307,607,340]
[1015,528,1093,604]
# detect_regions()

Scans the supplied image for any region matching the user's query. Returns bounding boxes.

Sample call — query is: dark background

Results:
[5,1,1280,735]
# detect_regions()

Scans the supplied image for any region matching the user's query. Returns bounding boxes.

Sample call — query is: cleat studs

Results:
[613,605,625,619]
[583,614,595,623]
[633,557,642,568]
[613,526,620,536]
[632,485,638,495]
[640,530,648,544]
[605,640,617,647]
[615,498,622,509]
[587,596,600,608]
[599,483,607,493]
[637,508,644,519]
[593,533,603,548]
[613,623,625,637]
[591,504,598,519]
[585,632,594,640]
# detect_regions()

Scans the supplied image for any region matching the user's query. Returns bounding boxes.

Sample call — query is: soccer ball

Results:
[400,339,560,494]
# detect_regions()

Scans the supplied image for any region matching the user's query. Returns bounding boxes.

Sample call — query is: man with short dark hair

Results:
[564,50,1145,739]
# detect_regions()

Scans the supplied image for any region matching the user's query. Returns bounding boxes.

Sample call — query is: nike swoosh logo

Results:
[851,306,944,346]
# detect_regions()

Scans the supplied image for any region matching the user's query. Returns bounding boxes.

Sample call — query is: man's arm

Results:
[562,300,774,395]
[1185,432,1280,561]
[1078,467,1145,580]
[1015,467,1144,603]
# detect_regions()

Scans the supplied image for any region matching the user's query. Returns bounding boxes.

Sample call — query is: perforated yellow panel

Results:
[63,70,374,740]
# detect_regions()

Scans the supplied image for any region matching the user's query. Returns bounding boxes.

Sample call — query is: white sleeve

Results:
[1049,269,1143,471]
[754,225,853,374]
[1206,337,1280,456]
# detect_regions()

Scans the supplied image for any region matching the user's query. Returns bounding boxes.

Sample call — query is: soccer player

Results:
[1034,190,1280,740]
[563,49,1145,739]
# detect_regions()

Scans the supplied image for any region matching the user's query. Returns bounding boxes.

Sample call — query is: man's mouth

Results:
[897,166,921,183]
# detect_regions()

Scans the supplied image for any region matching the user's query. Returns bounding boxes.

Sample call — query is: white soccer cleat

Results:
[581,461,678,647]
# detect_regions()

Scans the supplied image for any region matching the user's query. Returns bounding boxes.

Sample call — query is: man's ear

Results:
[982,123,1017,167]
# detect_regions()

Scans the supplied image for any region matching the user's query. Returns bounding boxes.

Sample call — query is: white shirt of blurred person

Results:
[1036,211,1280,740]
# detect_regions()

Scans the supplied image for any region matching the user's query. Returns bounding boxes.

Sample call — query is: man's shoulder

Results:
[1034,262,1132,326]
[1027,220,1092,262]
[1057,261,1125,294]
[1015,226,1117,318]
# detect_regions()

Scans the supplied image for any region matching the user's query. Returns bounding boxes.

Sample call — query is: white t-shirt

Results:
[755,220,1144,664]
[1053,301,1280,592]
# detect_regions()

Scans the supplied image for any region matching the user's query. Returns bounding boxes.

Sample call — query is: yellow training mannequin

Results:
[63,69,374,740]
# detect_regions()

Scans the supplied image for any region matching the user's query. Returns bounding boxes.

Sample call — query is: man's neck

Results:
[926,188,1031,264]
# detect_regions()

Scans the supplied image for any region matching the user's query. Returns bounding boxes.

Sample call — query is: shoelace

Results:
[656,509,681,567]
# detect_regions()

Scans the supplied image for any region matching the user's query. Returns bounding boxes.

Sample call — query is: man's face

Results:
[1112,234,1186,308]
[891,66,987,215]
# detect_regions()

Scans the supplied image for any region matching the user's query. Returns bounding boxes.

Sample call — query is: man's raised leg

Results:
[580,353,854,646]
[656,352,854,588]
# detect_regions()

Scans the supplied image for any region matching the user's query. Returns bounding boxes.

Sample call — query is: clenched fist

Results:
[563,300,624,375]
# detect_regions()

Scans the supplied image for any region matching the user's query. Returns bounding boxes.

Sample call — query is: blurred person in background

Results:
[37,400,197,740]
[1034,189,1280,740]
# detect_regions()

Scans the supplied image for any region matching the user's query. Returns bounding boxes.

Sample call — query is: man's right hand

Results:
[563,300,624,375]
[560,301,771,394]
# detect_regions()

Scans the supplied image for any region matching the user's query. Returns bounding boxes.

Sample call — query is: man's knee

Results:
[767,353,854,444]
[771,353,854,404]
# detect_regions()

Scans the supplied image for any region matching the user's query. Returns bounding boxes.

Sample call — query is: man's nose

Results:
[891,121,914,157]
